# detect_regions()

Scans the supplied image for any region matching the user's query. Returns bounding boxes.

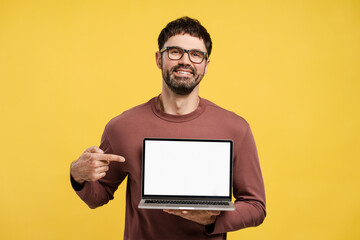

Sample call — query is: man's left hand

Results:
[163,209,221,225]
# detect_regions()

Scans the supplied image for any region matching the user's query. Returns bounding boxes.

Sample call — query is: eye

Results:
[169,48,182,55]
[190,51,203,58]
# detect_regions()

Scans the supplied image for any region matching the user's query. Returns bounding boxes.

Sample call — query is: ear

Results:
[155,51,162,69]
[204,58,210,75]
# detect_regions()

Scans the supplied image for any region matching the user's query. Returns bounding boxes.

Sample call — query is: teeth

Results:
[178,71,191,74]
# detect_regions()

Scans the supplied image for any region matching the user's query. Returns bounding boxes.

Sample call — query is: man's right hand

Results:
[70,146,125,184]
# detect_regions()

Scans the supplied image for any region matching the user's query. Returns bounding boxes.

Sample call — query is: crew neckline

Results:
[151,95,206,122]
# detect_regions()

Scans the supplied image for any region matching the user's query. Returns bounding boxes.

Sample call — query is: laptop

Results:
[138,138,235,211]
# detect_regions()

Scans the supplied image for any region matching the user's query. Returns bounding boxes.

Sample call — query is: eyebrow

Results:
[168,46,205,52]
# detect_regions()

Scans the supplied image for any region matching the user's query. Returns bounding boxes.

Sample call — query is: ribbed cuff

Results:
[205,222,215,234]
[70,174,85,191]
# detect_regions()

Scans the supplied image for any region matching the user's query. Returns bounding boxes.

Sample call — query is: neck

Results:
[159,85,200,115]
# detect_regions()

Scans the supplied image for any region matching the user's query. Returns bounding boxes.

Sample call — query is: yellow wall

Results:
[1,0,359,239]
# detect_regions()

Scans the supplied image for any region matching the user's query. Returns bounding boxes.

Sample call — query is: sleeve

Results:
[71,124,128,209]
[208,124,266,234]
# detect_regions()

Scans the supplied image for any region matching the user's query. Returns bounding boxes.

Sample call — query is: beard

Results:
[162,64,205,95]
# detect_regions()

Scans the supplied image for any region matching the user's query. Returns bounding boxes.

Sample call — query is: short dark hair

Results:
[158,16,212,57]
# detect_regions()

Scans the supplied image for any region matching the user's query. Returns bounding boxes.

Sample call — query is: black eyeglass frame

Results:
[160,46,209,64]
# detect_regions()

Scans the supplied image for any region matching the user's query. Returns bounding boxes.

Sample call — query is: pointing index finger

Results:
[92,153,125,163]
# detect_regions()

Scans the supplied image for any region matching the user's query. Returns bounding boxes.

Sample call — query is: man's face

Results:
[156,34,209,95]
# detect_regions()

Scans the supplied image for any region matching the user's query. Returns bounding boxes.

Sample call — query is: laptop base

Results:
[138,199,235,211]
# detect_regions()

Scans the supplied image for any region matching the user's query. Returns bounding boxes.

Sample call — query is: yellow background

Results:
[1,0,359,239]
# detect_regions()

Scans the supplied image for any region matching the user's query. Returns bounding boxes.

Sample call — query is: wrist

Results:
[205,215,217,225]
[71,174,85,184]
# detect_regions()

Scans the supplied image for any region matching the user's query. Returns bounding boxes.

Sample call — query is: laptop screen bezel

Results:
[141,138,234,201]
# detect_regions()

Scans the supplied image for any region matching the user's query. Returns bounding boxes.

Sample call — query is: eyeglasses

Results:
[160,46,208,64]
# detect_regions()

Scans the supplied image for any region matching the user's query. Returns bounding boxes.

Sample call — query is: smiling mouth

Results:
[175,70,193,75]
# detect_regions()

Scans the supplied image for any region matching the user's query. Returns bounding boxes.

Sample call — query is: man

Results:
[70,17,266,240]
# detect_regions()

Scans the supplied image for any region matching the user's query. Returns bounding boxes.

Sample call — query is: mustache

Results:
[170,64,196,74]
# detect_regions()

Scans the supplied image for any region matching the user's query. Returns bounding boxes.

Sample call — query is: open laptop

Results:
[138,138,235,211]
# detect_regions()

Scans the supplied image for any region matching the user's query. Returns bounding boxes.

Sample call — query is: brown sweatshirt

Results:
[71,96,266,240]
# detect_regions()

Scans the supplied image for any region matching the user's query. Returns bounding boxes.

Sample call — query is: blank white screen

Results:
[144,140,231,197]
